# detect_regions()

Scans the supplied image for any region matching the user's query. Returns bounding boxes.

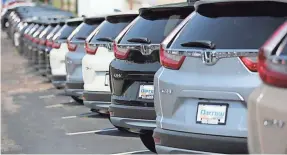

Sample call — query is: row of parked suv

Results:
[2,0,287,154]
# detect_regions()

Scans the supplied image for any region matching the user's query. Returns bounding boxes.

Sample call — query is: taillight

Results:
[239,57,258,72]
[46,40,53,47]
[67,41,77,52]
[33,38,40,44]
[159,45,185,70]
[85,42,97,55]
[153,136,161,145]
[258,47,287,88]
[52,42,61,49]
[257,22,287,88]
[39,39,46,45]
[113,41,129,60]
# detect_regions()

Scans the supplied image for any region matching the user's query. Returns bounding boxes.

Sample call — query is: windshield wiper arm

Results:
[181,40,216,49]
[96,37,114,42]
[75,37,86,40]
[127,37,151,44]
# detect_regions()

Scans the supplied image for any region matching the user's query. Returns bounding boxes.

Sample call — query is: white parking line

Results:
[65,128,117,136]
[61,115,77,119]
[61,113,97,119]
[39,94,55,99]
[45,104,63,108]
[111,150,149,155]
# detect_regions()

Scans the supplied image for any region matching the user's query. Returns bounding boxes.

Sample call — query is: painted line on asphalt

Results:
[61,112,97,119]
[45,104,63,108]
[39,94,55,99]
[111,150,150,155]
[65,128,117,136]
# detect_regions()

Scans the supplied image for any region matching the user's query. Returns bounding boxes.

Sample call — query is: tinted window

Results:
[71,22,98,41]
[47,25,62,40]
[39,25,54,39]
[120,11,189,44]
[171,13,286,49]
[28,24,39,35]
[53,24,76,40]
[24,24,34,34]
[33,25,45,37]
[90,19,133,43]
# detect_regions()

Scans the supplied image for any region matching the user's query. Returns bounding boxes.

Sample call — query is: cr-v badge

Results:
[263,119,285,128]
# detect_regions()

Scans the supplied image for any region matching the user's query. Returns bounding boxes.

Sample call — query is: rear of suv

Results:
[45,21,65,80]
[108,3,194,153]
[152,0,287,154]
[248,21,287,154]
[82,12,138,114]
[49,18,82,89]
[65,17,105,103]
[36,21,59,76]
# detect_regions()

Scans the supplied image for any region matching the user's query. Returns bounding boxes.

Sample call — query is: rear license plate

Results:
[104,73,109,86]
[138,85,154,100]
[196,103,228,125]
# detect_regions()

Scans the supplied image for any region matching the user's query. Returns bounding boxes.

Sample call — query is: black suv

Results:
[108,3,194,153]
[83,13,138,115]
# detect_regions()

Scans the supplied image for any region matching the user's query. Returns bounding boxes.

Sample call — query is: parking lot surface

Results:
[1,33,152,154]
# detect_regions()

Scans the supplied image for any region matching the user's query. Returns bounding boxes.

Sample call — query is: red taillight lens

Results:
[258,48,287,88]
[52,42,61,49]
[159,45,185,70]
[39,39,46,45]
[33,38,40,44]
[153,136,161,145]
[239,57,258,72]
[46,40,53,47]
[67,41,77,52]
[113,41,129,60]
[85,42,98,55]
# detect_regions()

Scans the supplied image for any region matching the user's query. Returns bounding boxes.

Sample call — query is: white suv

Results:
[82,12,138,114]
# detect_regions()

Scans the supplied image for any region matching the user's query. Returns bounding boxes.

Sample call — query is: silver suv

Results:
[153,0,287,154]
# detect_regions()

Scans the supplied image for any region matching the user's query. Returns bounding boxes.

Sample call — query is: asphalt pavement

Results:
[1,33,152,154]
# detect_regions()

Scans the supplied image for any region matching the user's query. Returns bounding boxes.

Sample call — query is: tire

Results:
[71,96,83,104]
[139,131,157,153]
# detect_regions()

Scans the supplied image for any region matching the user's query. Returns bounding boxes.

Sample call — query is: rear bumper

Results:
[153,127,248,154]
[109,102,156,131]
[83,91,111,113]
[65,82,84,97]
[51,75,66,88]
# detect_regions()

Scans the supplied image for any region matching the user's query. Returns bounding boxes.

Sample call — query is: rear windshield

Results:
[70,22,99,41]
[24,23,34,34]
[39,25,54,39]
[53,24,77,40]
[28,24,39,35]
[46,25,62,40]
[33,25,45,37]
[120,10,190,44]
[90,17,135,43]
[171,2,287,49]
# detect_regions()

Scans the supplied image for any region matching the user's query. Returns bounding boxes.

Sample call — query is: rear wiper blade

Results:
[127,37,151,44]
[75,37,86,40]
[181,40,216,49]
[96,37,114,42]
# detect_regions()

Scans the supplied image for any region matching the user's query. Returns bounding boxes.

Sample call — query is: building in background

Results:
[48,0,186,17]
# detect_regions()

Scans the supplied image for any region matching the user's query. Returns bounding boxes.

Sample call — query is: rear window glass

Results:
[24,24,34,34]
[28,24,39,35]
[120,11,190,44]
[39,25,54,39]
[90,18,134,43]
[33,25,45,37]
[70,22,99,41]
[46,25,62,40]
[53,24,77,40]
[281,38,287,55]
[171,13,286,49]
